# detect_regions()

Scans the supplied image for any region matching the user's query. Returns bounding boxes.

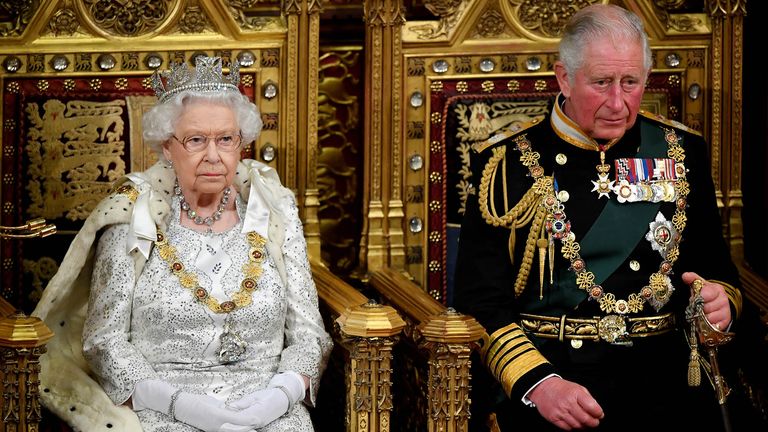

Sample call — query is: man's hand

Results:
[682,272,731,330]
[528,376,604,430]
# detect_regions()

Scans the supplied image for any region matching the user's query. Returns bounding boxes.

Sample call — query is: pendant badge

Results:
[219,320,247,364]
[591,151,614,199]
[645,212,679,257]
[647,273,675,312]
[545,201,571,240]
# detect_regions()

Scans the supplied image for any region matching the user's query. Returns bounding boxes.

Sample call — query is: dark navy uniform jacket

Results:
[453,97,742,431]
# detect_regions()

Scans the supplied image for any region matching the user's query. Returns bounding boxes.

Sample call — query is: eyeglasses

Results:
[171,131,243,153]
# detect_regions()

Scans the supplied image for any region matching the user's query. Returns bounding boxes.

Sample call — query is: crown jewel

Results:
[152,56,241,103]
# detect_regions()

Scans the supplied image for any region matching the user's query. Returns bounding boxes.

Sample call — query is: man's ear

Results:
[554,61,571,98]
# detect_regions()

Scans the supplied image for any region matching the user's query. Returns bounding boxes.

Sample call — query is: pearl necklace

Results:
[174,180,231,227]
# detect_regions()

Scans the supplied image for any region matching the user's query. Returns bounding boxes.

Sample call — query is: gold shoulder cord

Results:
[477,145,551,297]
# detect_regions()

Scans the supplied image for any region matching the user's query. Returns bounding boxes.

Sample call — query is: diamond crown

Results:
[152,56,241,103]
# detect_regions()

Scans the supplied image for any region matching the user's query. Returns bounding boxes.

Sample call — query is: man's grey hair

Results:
[559,4,652,82]
[142,90,263,158]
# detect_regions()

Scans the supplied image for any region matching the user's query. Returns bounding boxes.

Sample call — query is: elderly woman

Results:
[33,56,332,432]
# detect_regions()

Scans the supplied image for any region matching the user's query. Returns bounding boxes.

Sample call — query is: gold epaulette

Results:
[639,109,702,137]
[472,117,543,154]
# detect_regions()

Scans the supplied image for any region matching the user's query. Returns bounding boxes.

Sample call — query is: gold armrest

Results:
[369,267,485,432]
[0,218,56,239]
[0,305,53,432]
[312,261,405,432]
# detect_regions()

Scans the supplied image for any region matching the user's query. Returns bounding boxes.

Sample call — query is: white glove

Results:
[227,372,306,428]
[132,379,253,432]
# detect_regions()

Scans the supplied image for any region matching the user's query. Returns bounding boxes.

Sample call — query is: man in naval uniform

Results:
[453,4,743,431]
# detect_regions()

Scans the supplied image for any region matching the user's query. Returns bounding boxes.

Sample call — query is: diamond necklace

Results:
[174,179,231,227]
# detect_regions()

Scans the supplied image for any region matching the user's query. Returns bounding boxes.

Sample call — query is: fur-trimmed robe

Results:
[32,159,302,431]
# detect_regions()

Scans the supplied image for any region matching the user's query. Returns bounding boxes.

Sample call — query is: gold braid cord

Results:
[477,145,551,297]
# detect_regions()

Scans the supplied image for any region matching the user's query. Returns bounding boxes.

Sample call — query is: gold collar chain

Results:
[512,127,690,314]
[154,228,267,313]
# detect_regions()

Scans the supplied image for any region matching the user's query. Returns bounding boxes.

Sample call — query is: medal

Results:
[591,147,614,199]
[613,158,681,203]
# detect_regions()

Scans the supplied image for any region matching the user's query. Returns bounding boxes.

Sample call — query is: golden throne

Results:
[0,1,408,431]
[355,0,765,429]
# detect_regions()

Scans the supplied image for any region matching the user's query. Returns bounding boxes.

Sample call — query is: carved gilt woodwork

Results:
[370,267,485,432]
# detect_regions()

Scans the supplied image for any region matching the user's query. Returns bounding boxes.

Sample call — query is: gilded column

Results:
[419,308,485,432]
[337,300,406,432]
[708,0,746,258]
[386,2,407,271]
[285,0,323,260]
[361,0,387,272]
[726,0,746,261]
[361,0,406,272]
[0,312,53,432]
[708,0,725,212]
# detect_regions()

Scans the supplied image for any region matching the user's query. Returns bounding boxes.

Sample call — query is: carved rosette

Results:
[507,0,598,39]
[47,7,81,36]
[82,0,173,37]
[179,6,210,34]
[475,7,507,38]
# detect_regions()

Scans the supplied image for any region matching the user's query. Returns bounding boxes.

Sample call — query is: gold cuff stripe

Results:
[485,331,526,367]
[497,348,549,397]
[486,323,540,377]
[484,323,526,363]
[489,339,530,377]
[711,279,742,319]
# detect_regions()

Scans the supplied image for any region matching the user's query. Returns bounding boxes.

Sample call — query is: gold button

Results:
[556,153,567,165]
[557,190,570,202]
[570,339,583,349]
[629,260,640,271]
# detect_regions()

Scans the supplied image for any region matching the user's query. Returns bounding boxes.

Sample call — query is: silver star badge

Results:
[591,173,615,199]
[645,212,678,256]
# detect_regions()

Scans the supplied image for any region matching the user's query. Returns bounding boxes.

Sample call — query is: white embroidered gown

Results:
[82,194,332,431]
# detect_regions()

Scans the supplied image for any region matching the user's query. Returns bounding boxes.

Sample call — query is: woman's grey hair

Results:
[142,90,263,158]
[559,4,652,82]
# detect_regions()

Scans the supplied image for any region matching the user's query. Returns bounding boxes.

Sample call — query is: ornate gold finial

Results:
[152,56,241,103]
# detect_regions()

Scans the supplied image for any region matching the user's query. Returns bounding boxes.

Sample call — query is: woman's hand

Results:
[227,387,291,428]
[226,371,306,428]
[132,379,253,432]
[528,376,604,430]
[172,392,253,432]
